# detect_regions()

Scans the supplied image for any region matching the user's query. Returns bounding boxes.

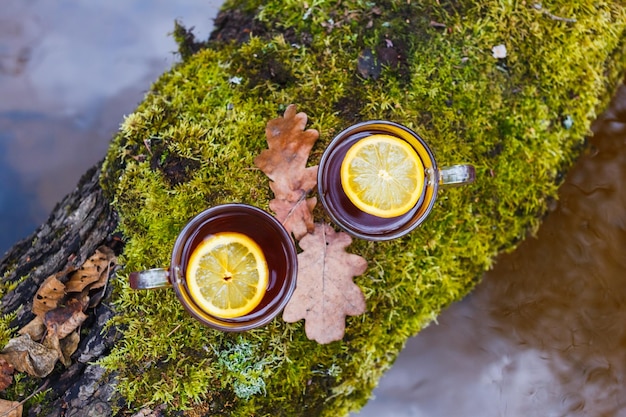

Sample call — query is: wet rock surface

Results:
[357,83,626,416]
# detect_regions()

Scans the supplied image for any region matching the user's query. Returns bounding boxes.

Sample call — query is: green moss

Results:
[0,311,17,348]
[99,0,626,415]
[2,372,51,415]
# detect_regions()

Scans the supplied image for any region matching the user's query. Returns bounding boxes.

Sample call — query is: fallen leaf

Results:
[0,399,22,417]
[254,104,320,240]
[0,358,14,391]
[0,335,58,378]
[43,330,80,367]
[44,296,89,340]
[0,246,117,389]
[65,267,99,294]
[254,106,370,343]
[65,246,116,293]
[269,197,318,243]
[59,330,80,366]
[17,316,45,342]
[88,246,116,307]
[283,223,368,344]
[32,271,69,317]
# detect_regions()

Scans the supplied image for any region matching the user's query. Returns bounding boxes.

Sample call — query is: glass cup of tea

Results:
[129,204,298,331]
[318,121,475,241]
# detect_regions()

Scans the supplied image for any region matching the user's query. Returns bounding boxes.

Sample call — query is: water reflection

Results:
[357,83,626,416]
[0,0,221,253]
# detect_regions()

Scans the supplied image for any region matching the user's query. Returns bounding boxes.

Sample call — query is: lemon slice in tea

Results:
[186,232,269,319]
[340,134,425,218]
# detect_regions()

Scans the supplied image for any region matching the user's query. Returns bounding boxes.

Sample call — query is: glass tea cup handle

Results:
[438,164,476,188]
[129,268,171,290]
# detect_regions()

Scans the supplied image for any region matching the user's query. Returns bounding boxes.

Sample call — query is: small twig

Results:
[143,138,153,156]
[533,3,577,23]
[429,20,446,29]
[167,323,182,337]
[0,380,50,417]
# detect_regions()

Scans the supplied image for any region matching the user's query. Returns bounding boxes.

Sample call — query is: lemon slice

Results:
[186,232,269,319]
[340,134,425,218]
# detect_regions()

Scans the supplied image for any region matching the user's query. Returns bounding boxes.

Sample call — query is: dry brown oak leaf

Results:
[283,223,368,344]
[0,398,22,417]
[0,358,14,391]
[0,335,58,378]
[254,104,320,240]
[0,246,116,379]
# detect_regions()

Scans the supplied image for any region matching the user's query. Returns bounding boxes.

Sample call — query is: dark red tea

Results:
[147,203,299,331]
[177,209,291,323]
[319,130,427,235]
[318,122,440,240]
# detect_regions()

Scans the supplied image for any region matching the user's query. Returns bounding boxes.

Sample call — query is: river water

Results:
[0,0,218,253]
[2,3,626,417]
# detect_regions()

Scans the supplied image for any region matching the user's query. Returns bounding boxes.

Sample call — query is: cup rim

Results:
[318,120,440,241]
[170,203,298,331]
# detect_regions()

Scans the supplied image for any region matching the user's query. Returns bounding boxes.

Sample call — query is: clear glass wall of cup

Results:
[129,204,298,331]
[318,121,475,241]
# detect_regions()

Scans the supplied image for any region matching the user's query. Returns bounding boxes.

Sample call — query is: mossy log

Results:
[1,0,626,415]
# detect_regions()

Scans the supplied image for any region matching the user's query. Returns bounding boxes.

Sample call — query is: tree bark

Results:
[0,163,122,416]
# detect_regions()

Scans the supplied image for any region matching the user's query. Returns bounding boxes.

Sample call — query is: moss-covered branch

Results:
[94,0,626,415]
